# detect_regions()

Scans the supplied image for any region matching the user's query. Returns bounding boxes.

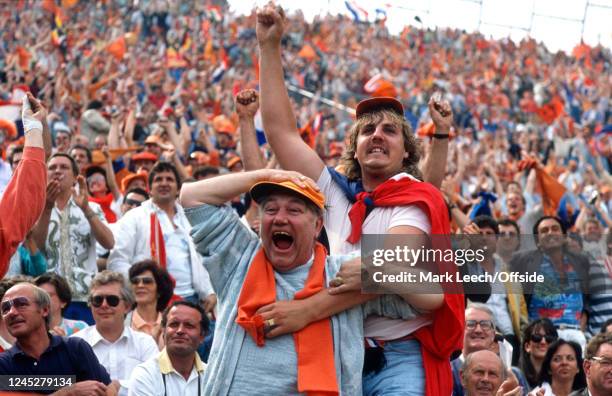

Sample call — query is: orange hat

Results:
[0,119,17,138]
[227,156,242,169]
[250,180,325,210]
[121,171,149,193]
[91,150,106,165]
[212,115,236,135]
[355,97,404,118]
[132,151,158,162]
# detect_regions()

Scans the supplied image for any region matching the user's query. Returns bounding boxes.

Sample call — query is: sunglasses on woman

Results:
[90,294,123,308]
[0,297,31,315]
[531,334,557,344]
[130,276,155,286]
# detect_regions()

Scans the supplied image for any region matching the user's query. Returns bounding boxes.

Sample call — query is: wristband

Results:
[432,133,450,139]
[21,96,43,133]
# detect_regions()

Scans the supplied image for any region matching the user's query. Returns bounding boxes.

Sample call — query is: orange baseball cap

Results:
[227,156,242,169]
[132,151,158,162]
[250,180,325,210]
[121,170,149,193]
[355,97,404,118]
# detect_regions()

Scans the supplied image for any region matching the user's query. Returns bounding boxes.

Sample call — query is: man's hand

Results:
[235,89,259,119]
[45,179,61,210]
[21,93,44,133]
[26,92,48,122]
[495,378,522,396]
[328,257,362,295]
[72,175,91,212]
[201,294,217,319]
[255,299,311,338]
[256,2,286,48]
[429,92,452,134]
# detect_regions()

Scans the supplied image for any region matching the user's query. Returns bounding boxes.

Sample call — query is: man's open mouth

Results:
[272,231,294,250]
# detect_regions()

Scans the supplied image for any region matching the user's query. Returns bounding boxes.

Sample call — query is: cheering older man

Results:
[180,169,371,395]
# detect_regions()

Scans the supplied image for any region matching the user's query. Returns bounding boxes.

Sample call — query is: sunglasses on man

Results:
[124,199,143,207]
[89,294,123,308]
[0,297,31,315]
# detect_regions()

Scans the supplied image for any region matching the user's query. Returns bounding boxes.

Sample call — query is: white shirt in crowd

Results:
[317,169,433,340]
[128,349,206,396]
[72,325,159,395]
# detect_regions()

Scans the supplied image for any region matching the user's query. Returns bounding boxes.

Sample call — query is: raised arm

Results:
[235,89,266,171]
[257,4,324,179]
[0,94,48,271]
[420,94,453,188]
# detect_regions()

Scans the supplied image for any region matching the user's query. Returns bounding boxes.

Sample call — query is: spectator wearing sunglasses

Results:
[520,319,559,389]
[0,282,112,395]
[125,260,174,348]
[72,270,158,396]
[580,333,612,396]
[120,188,149,216]
[34,273,88,336]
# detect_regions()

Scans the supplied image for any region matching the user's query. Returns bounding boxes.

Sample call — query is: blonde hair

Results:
[339,109,422,181]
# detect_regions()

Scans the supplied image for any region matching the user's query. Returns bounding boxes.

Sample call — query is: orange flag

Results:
[536,96,564,125]
[298,44,317,60]
[535,167,566,216]
[106,37,126,60]
[519,158,566,216]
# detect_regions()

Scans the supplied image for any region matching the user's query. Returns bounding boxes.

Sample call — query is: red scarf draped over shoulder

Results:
[88,193,116,223]
[236,243,338,396]
[348,177,465,396]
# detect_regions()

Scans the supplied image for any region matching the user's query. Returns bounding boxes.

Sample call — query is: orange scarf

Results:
[236,243,338,395]
[88,193,117,223]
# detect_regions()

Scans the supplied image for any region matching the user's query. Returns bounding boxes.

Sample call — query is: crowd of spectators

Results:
[0,0,610,395]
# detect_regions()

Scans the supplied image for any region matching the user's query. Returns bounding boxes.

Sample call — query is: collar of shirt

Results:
[131,309,162,332]
[158,347,205,375]
[87,325,130,347]
[8,333,61,359]
[144,199,190,231]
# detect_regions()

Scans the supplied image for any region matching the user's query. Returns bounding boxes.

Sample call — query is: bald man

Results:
[460,350,521,396]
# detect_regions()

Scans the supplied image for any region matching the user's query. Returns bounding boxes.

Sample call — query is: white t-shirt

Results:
[317,168,432,339]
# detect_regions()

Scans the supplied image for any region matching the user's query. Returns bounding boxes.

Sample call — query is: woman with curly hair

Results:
[126,259,174,347]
